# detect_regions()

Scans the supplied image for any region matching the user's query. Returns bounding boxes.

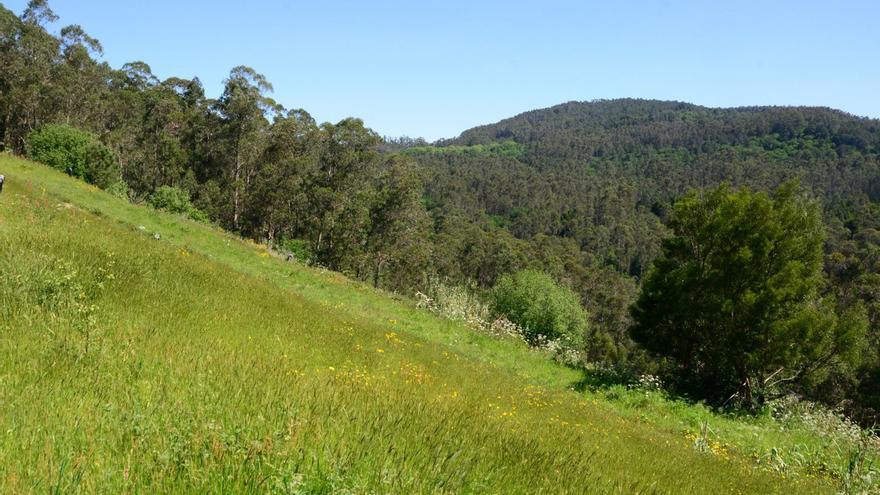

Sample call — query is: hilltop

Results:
[447,99,878,153]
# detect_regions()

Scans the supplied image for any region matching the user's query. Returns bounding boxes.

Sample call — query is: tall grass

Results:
[0,155,848,492]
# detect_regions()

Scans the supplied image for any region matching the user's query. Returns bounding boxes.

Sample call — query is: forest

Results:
[2,1,879,425]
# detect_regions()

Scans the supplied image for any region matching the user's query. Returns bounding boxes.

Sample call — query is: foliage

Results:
[147,185,208,222]
[26,124,120,188]
[491,269,587,347]
[103,179,130,200]
[631,183,869,407]
[276,238,313,263]
[403,140,524,158]
[417,282,527,342]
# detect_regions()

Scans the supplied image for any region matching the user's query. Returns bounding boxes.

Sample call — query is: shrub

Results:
[104,180,130,200]
[27,124,120,189]
[417,281,513,338]
[415,280,585,366]
[148,186,208,222]
[491,269,587,346]
[277,238,313,263]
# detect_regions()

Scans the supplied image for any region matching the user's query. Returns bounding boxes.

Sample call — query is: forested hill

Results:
[408,102,880,418]
[449,99,880,159]
[413,100,880,279]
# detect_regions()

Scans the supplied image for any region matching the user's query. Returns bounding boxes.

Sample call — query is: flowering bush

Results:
[491,270,588,346]
[416,280,585,366]
[629,374,664,392]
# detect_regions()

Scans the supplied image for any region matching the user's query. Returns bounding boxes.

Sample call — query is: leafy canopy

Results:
[631,183,867,406]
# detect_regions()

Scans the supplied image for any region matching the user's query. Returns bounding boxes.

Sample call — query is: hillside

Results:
[424,100,880,279]
[1,3,879,489]
[409,101,880,417]
[449,99,879,155]
[3,1,879,424]
[1,154,862,492]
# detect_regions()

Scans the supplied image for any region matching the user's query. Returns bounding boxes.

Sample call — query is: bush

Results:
[491,270,587,346]
[277,238,313,263]
[148,186,208,222]
[104,180,130,200]
[27,124,120,189]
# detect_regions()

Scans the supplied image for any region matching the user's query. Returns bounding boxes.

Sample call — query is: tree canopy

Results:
[631,183,868,406]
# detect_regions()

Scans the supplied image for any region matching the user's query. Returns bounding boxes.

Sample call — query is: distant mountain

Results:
[446,99,880,162]
[407,101,880,404]
[414,100,880,279]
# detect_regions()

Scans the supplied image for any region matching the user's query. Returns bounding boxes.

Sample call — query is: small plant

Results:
[842,430,879,494]
[692,422,712,454]
[104,180,130,200]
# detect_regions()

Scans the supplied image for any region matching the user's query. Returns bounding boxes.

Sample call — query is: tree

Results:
[492,269,588,347]
[307,118,381,270]
[214,66,279,230]
[53,23,108,126]
[0,1,61,152]
[245,108,321,242]
[631,183,867,407]
[363,155,432,290]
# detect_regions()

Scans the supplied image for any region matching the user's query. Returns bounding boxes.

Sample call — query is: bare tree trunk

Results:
[232,144,242,230]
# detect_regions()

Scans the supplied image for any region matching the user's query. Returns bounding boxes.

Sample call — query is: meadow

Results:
[0,154,865,492]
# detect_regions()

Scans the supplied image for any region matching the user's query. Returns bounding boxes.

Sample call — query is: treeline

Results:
[3,2,880,421]
[0,1,631,315]
[0,1,434,290]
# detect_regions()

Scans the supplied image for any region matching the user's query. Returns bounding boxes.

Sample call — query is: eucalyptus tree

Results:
[0,1,60,152]
[214,65,281,230]
[53,24,109,128]
[309,118,382,269]
[364,154,433,290]
[247,108,322,242]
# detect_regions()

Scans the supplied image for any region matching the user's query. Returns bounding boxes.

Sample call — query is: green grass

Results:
[0,154,858,492]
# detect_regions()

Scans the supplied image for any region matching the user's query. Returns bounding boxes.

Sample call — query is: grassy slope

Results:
[0,155,839,493]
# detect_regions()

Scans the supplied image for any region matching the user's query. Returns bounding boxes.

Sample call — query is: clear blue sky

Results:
[4,0,879,140]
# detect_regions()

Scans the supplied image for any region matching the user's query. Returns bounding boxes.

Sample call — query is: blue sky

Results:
[4,0,879,140]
